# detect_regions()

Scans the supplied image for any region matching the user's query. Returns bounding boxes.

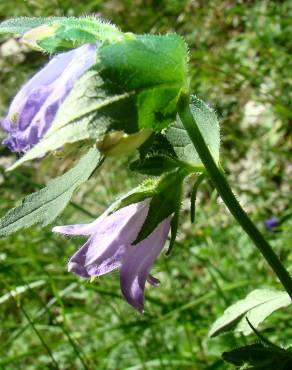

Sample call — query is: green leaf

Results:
[166,95,220,168]
[132,96,220,175]
[222,343,292,369]
[209,289,291,337]
[8,70,134,171]
[236,291,291,336]
[99,33,189,131]
[0,147,101,236]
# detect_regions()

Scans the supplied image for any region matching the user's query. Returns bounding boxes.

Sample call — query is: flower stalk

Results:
[178,94,292,299]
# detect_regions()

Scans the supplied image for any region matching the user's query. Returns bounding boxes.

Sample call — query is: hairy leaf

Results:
[99,33,189,131]
[36,17,124,53]
[209,289,291,337]
[132,96,220,175]
[0,16,123,52]
[166,96,220,168]
[0,147,101,236]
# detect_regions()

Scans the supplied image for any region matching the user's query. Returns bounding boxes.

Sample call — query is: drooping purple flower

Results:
[53,199,171,312]
[1,43,97,152]
[264,217,279,231]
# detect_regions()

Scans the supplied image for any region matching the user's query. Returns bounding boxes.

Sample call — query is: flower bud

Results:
[96,129,152,156]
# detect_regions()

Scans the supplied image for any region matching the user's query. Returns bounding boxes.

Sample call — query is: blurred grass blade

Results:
[0,280,45,304]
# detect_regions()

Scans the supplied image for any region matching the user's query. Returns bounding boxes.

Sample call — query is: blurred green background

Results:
[0,1,291,369]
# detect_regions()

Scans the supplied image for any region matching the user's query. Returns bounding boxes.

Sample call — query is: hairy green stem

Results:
[178,94,292,298]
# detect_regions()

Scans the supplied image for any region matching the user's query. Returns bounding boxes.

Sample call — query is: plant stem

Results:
[178,94,292,298]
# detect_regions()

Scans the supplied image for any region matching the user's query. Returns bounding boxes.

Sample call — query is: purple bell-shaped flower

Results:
[53,199,171,312]
[1,43,97,152]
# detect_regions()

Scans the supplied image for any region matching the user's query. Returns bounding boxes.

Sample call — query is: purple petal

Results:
[264,217,279,231]
[120,217,171,312]
[53,200,149,237]
[1,43,97,152]
[61,200,151,278]
[68,235,125,277]
[52,215,107,236]
[2,49,75,133]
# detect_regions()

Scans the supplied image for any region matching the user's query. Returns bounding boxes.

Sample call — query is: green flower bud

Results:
[96,129,152,156]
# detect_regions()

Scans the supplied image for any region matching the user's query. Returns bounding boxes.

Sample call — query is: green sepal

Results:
[129,155,180,176]
[130,133,191,176]
[36,18,124,53]
[37,29,97,53]
[133,168,187,244]
[166,205,181,256]
[138,132,176,160]
[109,178,159,214]
[0,147,102,236]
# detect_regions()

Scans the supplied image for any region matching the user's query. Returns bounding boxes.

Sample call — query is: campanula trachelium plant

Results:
[0,15,291,368]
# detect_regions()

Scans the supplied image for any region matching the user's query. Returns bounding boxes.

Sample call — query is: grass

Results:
[0,1,291,369]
